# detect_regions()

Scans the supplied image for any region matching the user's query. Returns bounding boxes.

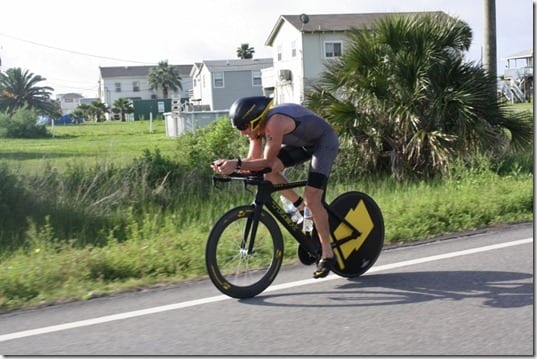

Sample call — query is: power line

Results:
[0,32,156,65]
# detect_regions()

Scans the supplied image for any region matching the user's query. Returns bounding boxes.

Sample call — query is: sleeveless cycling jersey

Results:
[266,103,339,183]
[266,103,335,148]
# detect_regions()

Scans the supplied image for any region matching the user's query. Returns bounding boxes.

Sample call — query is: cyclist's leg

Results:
[303,179,333,259]
[265,146,311,205]
[306,133,339,277]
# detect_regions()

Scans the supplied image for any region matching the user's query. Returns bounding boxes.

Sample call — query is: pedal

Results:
[297,244,319,265]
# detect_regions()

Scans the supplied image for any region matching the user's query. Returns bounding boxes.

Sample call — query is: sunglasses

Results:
[236,122,250,131]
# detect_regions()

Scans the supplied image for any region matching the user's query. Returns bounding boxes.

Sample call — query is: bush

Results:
[0,108,50,138]
[0,165,34,251]
[176,117,248,167]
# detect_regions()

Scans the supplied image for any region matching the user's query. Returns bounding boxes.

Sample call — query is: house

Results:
[56,93,84,115]
[189,58,273,111]
[500,49,533,102]
[504,49,533,80]
[264,12,448,104]
[98,64,193,108]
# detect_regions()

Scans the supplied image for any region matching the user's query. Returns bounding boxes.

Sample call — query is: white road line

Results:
[0,237,532,343]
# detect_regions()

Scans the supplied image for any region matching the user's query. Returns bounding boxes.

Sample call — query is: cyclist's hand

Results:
[211,159,235,175]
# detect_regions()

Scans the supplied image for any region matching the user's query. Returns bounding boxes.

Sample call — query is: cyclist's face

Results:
[241,123,264,140]
[239,124,251,135]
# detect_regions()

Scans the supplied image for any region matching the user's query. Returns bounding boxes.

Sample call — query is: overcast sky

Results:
[0,0,533,98]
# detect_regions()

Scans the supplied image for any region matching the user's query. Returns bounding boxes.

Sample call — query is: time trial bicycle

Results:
[206,169,384,298]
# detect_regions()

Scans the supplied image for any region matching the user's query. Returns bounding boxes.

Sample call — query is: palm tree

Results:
[148,60,182,99]
[112,98,134,121]
[0,67,60,118]
[236,43,255,59]
[484,0,498,100]
[306,13,533,180]
[88,100,109,122]
[71,103,91,123]
[483,0,497,80]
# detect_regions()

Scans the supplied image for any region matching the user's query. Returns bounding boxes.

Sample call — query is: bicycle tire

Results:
[328,191,384,278]
[206,205,284,298]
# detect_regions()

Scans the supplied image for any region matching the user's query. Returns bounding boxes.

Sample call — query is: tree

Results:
[148,60,182,99]
[0,67,60,118]
[483,0,497,80]
[306,13,533,180]
[112,98,134,121]
[483,0,498,101]
[71,103,90,123]
[88,100,109,122]
[236,43,255,59]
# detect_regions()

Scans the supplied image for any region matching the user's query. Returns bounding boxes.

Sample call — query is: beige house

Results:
[264,12,447,104]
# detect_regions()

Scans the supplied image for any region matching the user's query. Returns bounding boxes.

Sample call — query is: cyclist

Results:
[211,96,340,278]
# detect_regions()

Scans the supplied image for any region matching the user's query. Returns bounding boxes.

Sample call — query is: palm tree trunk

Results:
[483,0,497,80]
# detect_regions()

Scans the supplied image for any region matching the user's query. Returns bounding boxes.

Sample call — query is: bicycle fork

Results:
[241,206,262,255]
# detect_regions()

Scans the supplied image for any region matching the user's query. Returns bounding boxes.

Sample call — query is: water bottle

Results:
[280,195,303,224]
[303,206,313,233]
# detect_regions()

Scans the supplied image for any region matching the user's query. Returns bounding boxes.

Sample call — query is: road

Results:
[0,222,533,356]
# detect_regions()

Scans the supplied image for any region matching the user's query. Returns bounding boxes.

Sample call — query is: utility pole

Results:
[483,0,497,79]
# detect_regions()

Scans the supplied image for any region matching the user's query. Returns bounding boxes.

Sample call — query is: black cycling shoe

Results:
[313,257,336,279]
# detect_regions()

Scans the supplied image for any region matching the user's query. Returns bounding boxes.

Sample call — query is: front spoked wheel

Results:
[206,205,284,298]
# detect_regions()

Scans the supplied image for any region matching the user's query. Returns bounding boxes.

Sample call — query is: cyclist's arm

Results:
[241,114,291,171]
[211,134,263,174]
[245,135,263,160]
[212,115,293,174]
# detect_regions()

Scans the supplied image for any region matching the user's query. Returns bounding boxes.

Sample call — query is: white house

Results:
[56,93,84,115]
[189,58,273,111]
[265,12,448,104]
[98,64,193,108]
[500,49,533,102]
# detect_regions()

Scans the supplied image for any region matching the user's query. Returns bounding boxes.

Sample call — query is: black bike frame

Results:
[245,177,362,255]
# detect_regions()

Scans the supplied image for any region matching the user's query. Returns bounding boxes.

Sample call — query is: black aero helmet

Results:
[229,96,274,131]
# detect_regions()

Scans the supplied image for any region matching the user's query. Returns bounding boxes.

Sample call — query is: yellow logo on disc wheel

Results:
[331,200,374,269]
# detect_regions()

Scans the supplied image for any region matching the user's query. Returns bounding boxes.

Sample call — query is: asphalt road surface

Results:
[0,222,533,356]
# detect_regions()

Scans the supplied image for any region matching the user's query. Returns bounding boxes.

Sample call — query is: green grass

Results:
[0,120,178,173]
[0,119,533,312]
[505,101,534,112]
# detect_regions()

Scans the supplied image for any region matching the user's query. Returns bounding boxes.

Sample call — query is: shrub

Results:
[176,117,248,167]
[0,165,34,251]
[0,108,50,138]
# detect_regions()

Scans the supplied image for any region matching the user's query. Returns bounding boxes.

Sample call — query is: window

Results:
[213,72,224,88]
[252,70,262,86]
[115,82,121,92]
[277,45,282,61]
[291,41,297,57]
[132,81,140,92]
[324,41,342,58]
[64,98,73,103]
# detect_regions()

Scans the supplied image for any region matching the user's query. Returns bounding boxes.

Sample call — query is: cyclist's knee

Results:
[271,158,285,173]
[263,160,285,182]
[264,171,281,183]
